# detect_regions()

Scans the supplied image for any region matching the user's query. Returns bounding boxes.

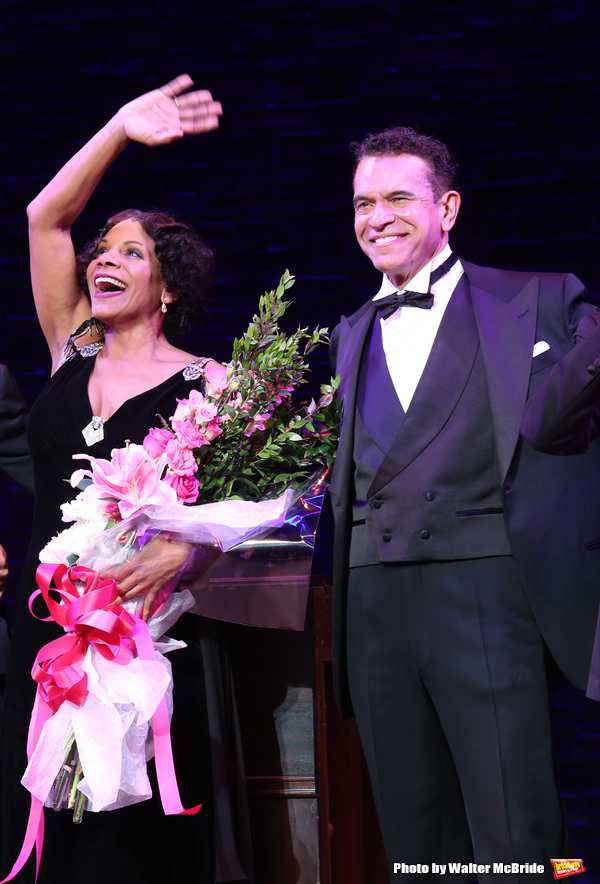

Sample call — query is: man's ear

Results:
[440,191,461,233]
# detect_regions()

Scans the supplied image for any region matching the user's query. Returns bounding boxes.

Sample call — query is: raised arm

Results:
[26,74,222,370]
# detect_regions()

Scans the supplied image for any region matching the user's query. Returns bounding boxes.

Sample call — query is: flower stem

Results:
[52,736,76,810]
[73,788,88,824]
[67,758,83,809]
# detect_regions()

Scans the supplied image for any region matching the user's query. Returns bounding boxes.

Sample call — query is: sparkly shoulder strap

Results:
[183,357,212,381]
[62,318,107,360]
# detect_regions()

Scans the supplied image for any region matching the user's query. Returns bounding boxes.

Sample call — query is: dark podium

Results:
[195,498,388,884]
[222,581,389,884]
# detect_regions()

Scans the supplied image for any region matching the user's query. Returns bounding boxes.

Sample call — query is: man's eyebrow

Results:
[352,189,417,204]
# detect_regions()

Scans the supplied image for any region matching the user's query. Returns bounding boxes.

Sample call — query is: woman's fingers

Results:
[110,536,193,608]
[158,75,222,134]
[179,101,222,133]
[159,73,195,98]
[142,589,161,622]
[118,76,221,146]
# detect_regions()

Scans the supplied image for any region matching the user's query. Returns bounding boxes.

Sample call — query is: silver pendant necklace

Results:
[82,415,106,446]
[79,335,106,444]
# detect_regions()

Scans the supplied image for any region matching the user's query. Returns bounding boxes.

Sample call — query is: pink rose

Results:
[143,427,173,459]
[195,401,219,424]
[177,389,218,424]
[171,399,191,424]
[165,471,200,504]
[166,438,198,475]
[171,391,219,448]
[205,373,229,397]
[187,388,208,408]
[204,420,223,442]
[172,419,210,449]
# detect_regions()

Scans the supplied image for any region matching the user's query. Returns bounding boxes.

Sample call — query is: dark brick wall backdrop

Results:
[1,0,599,876]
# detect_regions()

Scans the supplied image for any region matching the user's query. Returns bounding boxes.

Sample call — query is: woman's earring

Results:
[161,299,168,314]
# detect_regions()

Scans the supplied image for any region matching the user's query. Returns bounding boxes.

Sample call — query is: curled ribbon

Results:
[2,562,200,884]
[29,563,136,711]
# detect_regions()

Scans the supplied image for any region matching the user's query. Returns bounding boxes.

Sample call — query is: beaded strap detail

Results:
[183,357,211,381]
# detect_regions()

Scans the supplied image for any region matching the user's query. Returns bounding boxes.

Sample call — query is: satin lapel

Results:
[369,276,479,497]
[470,274,539,483]
[335,305,376,408]
[332,304,377,488]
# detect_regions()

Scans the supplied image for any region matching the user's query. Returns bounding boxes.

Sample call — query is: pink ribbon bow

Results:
[29,563,136,711]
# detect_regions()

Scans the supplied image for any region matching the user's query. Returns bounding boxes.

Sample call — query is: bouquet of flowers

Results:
[4,273,339,883]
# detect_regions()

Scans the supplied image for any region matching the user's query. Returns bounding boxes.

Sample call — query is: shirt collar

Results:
[373,243,454,300]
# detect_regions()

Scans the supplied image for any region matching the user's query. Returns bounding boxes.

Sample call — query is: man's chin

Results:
[369,254,410,278]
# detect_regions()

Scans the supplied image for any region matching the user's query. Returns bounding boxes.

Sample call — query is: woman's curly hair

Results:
[76,209,214,336]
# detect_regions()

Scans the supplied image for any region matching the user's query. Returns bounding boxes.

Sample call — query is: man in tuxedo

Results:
[0,363,33,722]
[0,364,33,496]
[329,127,600,882]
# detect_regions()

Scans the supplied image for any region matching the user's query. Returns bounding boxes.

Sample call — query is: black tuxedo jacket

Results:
[521,312,600,455]
[330,260,600,718]
[0,364,32,689]
[0,364,33,494]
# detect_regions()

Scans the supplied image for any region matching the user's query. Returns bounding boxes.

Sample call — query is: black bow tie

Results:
[375,289,433,317]
[374,253,459,320]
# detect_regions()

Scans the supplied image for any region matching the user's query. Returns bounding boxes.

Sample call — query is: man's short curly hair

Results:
[77,209,214,336]
[350,127,458,200]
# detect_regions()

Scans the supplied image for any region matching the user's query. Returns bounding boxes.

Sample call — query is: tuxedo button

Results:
[420,530,430,540]
[382,533,392,543]
[425,491,435,501]
[372,499,382,509]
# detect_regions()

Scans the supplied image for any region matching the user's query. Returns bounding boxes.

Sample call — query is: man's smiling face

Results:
[353,153,460,290]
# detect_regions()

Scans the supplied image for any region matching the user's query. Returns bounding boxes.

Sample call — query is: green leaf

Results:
[168,271,340,505]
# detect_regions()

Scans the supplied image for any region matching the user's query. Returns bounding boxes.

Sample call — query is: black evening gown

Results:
[0,353,251,884]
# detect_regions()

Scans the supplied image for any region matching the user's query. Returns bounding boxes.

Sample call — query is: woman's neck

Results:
[100,324,175,363]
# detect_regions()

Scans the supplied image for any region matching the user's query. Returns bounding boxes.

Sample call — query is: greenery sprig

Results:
[173,271,340,503]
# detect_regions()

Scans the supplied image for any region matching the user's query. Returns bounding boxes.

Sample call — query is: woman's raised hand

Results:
[116,74,222,146]
[28,74,222,369]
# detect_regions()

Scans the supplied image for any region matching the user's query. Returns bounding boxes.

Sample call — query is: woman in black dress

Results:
[0,76,251,883]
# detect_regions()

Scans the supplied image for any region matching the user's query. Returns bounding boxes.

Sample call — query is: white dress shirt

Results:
[372,245,464,411]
